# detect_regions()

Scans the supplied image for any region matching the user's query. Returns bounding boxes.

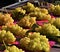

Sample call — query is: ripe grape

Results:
[0,13,14,25]
[0,30,16,43]
[4,45,25,52]
[20,32,50,52]
[2,23,28,38]
[18,15,36,28]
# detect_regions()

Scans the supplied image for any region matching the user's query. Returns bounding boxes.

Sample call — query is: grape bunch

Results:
[12,7,26,20]
[4,45,25,52]
[18,15,36,28]
[49,4,60,15]
[0,13,14,26]
[20,32,50,52]
[53,18,60,29]
[29,12,51,20]
[22,2,35,13]
[2,23,28,38]
[40,23,60,36]
[40,8,48,15]
[0,30,16,43]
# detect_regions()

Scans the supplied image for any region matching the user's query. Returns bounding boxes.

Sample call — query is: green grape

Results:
[12,7,26,20]
[54,5,60,15]
[41,23,60,36]
[49,4,60,15]
[4,31,16,43]
[53,18,60,29]
[48,4,55,13]
[49,18,55,24]
[40,8,48,14]
[4,45,25,52]
[0,13,14,25]
[2,23,28,38]
[22,2,35,13]
[18,15,36,28]
[29,11,51,20]
[0,30,16,43]
[20,32,50,52]
[28,32,40,39]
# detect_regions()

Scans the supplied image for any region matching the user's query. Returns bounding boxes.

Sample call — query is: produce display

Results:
[0,2,60,52]
[20,32,50,52]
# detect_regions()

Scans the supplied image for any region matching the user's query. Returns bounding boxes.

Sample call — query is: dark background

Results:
[0,0,18,8]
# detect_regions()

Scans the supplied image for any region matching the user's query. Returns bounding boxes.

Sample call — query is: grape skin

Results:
[20,32,50,52]
[4,45,25,52]
[0,30,16,43]
[2,23,28,38]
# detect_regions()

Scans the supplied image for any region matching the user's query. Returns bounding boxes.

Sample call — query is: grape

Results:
[40,8,48,14]
[18,15,36,28]
[49,4,60,15]
[22,2,35,13]
[53,18,60,29]
[0,30,16,43]
[49,18,55,24]
[2,23,28,38]
[54,5,60,15]
[4,45,25,52]
[20,32,50,52]
[40,23,60,36]
[0,13,14,25]
[48,4,55,13]
[12,7,26,20]
[29,12,51,20]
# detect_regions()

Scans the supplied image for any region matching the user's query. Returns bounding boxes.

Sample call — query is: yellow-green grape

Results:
[29,11,51,20]
[40,8,48,14]
[28,32,40,39]
[49,18,55,24]
[4,31,16,43]
[23,2,35,12]
[41,23,60,36]
[2,23,28,37]
[0,13,14,25]
[48,4,55,13]
[12,7,26,20]
[20,32,50,52]
[0,30,16,43]
[4,45,25,52]
[53,18,60,29]
[54,5,60,15]
[15,7,26,14]
[18,15,36,28]
[34,7,41,12]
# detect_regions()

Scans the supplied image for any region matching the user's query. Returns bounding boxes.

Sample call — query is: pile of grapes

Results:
[0,2,60,52]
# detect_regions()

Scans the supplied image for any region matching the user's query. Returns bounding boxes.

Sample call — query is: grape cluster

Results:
[29,12,51,20]
[20,32,50,52]
[0,13,14,25]
[0,30,16,43]
[53,18,60,29]
[18,15,36,28]
[12,7,26,20]
[2,23,28,38]
[49,4,60,15]
[22,2,35,13]
[40,23,60,36]
[4,45,25,52]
